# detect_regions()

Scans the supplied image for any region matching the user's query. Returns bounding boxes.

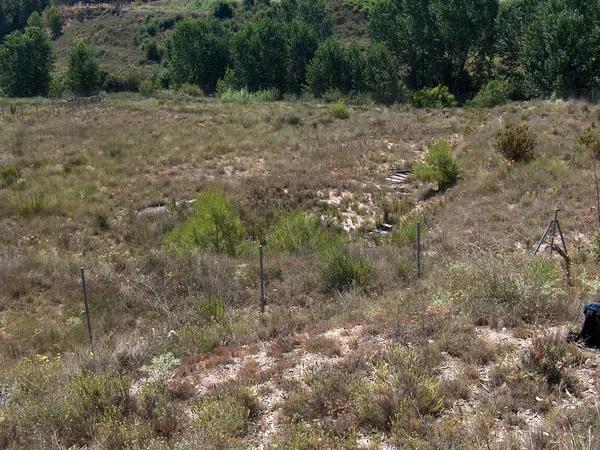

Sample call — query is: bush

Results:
[592,228,600,260]
[523,332,583,390]
[329,100,350,119]
[198,296,226,323]
[578,129,600,159]
[0,164,21,188]
[320,245,372,292]
[496,123,536,162]
[165,189,245,255]
[413,140,460,191]
[266,210,331,255]
[218,87,277,103]
[66,40,100,96]
[48,72,67,98]
[471,79,510,107]
[45,5,62,39]
[144,38,161,62]
[0,27,54,97]
[391,216,424,247]
[178,82,204,97]
[101,69,145,92]
[191,390,256,442]
[408,85,457,108]
[213,1,234,19]
[138,78,160,97]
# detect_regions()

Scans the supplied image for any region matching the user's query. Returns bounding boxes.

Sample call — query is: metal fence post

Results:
[416,222,422,278]
[80,267,94,353]
[259,245,265,315]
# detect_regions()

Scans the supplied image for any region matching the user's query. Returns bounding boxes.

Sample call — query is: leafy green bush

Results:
[178,82,204,97]
[165,189,244,255]
[177,322,228,355]
[266,210,331,255]
[592,228,600,260]
[218,87,277,103]
[44,5,62,39]
[144,38,161,62]
[496,123,536,162]
[320,245,372,292]
[0,164,21,188]
[408,85,457,108]
[329,101,350,119]
[471,79,510,108]
[578,128,600,159]
[413,140,460,190]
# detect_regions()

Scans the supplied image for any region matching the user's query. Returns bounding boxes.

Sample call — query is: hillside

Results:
[1,94,600,448]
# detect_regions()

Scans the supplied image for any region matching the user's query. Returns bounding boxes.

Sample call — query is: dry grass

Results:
[1,94,600,447]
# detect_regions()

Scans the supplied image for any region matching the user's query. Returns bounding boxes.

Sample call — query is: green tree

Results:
[27,11,43,28]
[66,40,100,96]
[368,0,498,92]
[519,0,600,96]
[44,4,62,39]
[286,19,319,93]
[230,18,288,91]
[0,27,54,97]
[305,38,365,96]
[168,19,229,93]
[277,0,333,39]
[363,42,403,103]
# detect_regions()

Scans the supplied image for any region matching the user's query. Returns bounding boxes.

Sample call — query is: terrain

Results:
[1,93,600,448]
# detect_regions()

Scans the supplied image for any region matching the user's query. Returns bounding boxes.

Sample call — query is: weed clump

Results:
[413,140,460,191]
[320,245,372,292]
[165,189,244,256]
[266,210,331,255]
[496,123,536,162]
[0,163,21,188]
[329,101,350,119]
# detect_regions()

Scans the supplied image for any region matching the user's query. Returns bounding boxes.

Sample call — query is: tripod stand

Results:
[534,208,567,257]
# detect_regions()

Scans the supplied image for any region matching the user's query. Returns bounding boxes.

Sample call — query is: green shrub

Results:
[165,189,244,256]
[391,216,425,247]
[191,390,256,441]
[329,100,350,119]
[320,245,372,292]
[578,129,600,159]
[139,78,160,97]
[177,323,227,355]
[413,140,460,190]
[471,79,510,108]
[218,87,277,103]
[144,38,161,62]
[198,296,225,323]
[178,82,204,97]
[592,228,600,260]
[266,210,331,255]
[408,85,457,108]
[138,381,178,438]
[48,72,67,98]
[496,123,536,162]
[0,164,21,188]
[45,5,62,39]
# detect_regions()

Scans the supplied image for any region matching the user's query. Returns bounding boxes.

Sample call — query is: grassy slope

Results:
[1,94,600,448]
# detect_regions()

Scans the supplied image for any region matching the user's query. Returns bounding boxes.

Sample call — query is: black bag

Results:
[577,304,600,348]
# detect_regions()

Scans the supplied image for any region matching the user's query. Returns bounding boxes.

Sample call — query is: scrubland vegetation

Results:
[2,93,600,448]
[2,0,600,449]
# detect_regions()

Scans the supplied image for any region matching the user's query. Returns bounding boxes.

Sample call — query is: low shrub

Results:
[144,38,161,62]
[391,216,425,247]
[266,210,332,255]
[319,245,372,292]
[191,389,256,442]
[139,79,160,97]
[408,85,457,108]
[0,163,21,188]
[578,128,600,159]
[197,296,226,323]
[329,101,350,119]
[218,88,277,103]
[592,228,600,260]
[165,188,245,256]
[413,140,460,190]
[523,332,583,391]
[177,323,228,355]
[471,79,510,108]
[496,123,536,162]
[178,82,204,97]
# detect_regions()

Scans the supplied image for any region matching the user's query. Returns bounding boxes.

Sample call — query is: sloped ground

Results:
[1,96,600,448]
